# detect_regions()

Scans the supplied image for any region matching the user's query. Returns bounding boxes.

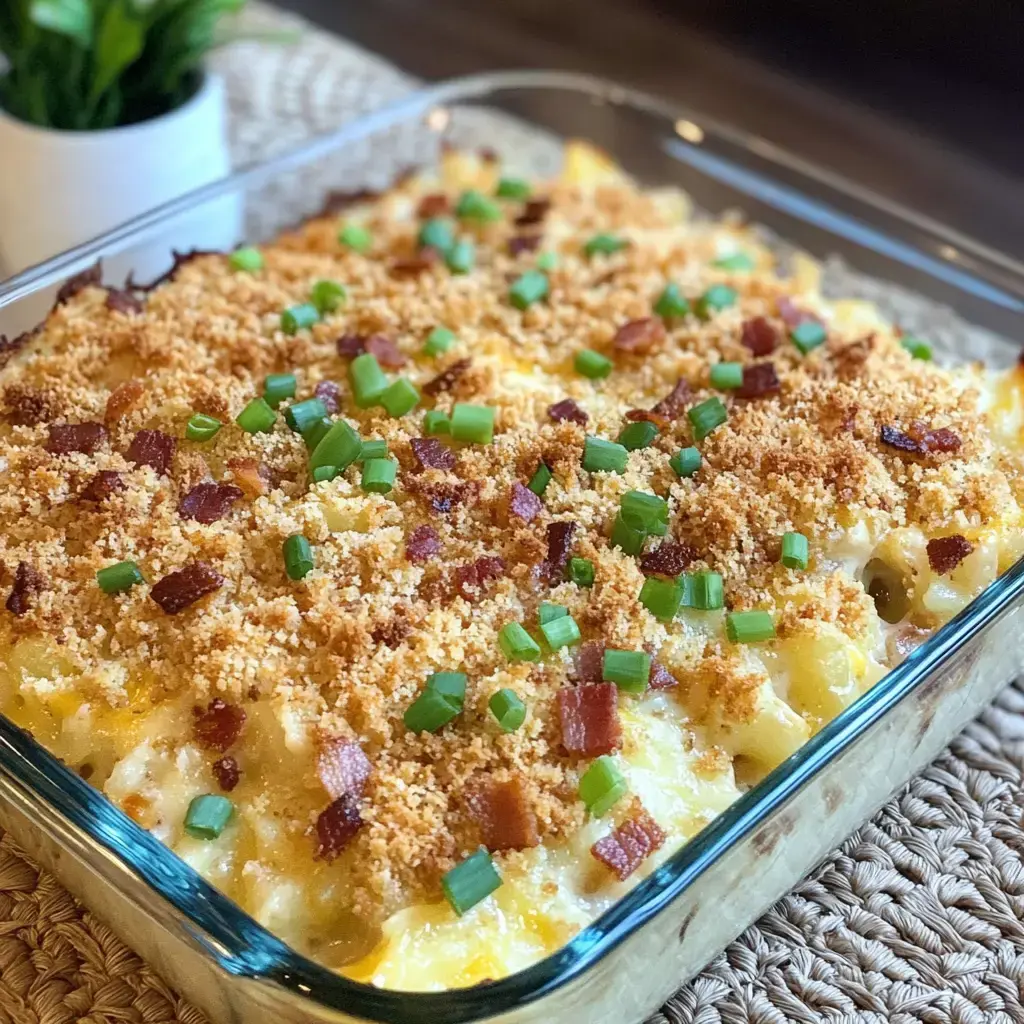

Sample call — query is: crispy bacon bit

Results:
[423,358,471,397]
[410,437,456,471]
[406,525,441,563]
[336,333,365,358]
[390,253,439,277]
[649,660,677,690]
[150,561,224,615]
[45,422,107,455]
[212,756,240,792]
[179,482,244,524]
[313,380,342,414]
[79,470,125,503]
[508,482,544,523]
[547,520,577,570]
[468,777,540,852]
[515,198,551,227]
[6,562,44,617]
[927,535,974,575]
[318,738,372,801]
[613,317,666,355]
[879,425,921,454]
[227,457,271,498]
[777,297,822,329]
[918,427,962,453]
[417,193,450,218]
[105,289,143,316]
[624,408,669,429]
[364,334,406,369]
[55,262,102,306]
[104,379,145,423]
[3,385,55,426]
[547,398,588,425]
[736,362,781,400]
[591,805,666,880]
[740,316,778,356]
[640,542,696,577]
[126,429,176,475]
[574,641,606,683]
[652,379,693,420]
[558,684,622,756]
[315,794,363,861]
[455,556,506,601]
[508,234,542,256]
[192,699,246,752]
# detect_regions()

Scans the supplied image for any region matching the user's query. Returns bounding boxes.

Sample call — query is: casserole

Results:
[1,71,1023,1024]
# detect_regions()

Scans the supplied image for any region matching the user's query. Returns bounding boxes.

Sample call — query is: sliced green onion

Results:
[709,362,743,390]
[312,465,340,483]
[349,353,388,408]
[380,378,420,418]
[639,576,684,622]
[96,560,144,595]
[445,239,475,274]
[538,603,568,625]
[540,613,581,651]
[617,420,659,451]
[579,755,628,816]
[694,284,737,320]
[283,534,314,580]
[575,349,613,380]
[424,326,455,356]
[712,252,755,272]
[498,622,542,663]
[584,233,626,257]
[404,687,461,733]
[901,336,932,361]
[309,419,361,472]
[456,189,501,223]
[236,397,276,434]
[228,246,263,272]
[424,410,450,436]
[450,403,495,444]
[567,557,595,587]
[357,439,388,463]
[442,849,501,915]
[620,492,668,535]
[536,251,559,271]
[654,282,689,319]
[671,446,701,478]
[781,531,809,570]
[184,794,233,840]
[496,177,531,200]
[791,321,827,354]
[582,436,628,474]
[509,270,549,310]
[419,218,455,252]
[726,609,776,643]
[280,303,319,335]
[264,372,297,408]
[528,462,552,496]
[185,413,221,442]
[688,397,728,441]
[687,571,724,611]
[311,279,346,315]
[285,397,327,434]
[602,648,651,693]
[489,688,527,732]
[427,671,467,709]
[303,416,333,452]
[361,458,397,494]
[611,510,648,556]
[338,223,372,253]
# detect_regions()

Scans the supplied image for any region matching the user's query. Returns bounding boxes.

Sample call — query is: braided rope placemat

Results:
[2,6,1023,1022]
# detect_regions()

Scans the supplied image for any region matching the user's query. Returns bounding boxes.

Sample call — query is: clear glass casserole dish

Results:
[1,70,1023,1024]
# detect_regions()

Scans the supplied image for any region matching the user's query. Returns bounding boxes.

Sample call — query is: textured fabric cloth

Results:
[2,5,1023,1022]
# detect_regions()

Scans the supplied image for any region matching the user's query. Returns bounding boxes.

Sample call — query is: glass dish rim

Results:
[2,68,1024,1023]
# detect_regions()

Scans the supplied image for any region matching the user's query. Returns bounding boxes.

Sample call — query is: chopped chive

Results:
[528,462,552,496]
[538,603,568,625]
[694,284,738,320]
[654,282,689,319]
[361,458,397,494]
[303,417,333,452]
[575,349,613,380]
[380,378,420,418]
[509,269,549,310]
[185,413,222,442]
[96,560,144,595]
[357,439,388,463]
[349,353,389,408]
[536,251,559,271]
[404,687,461,733]
[584,233,627,257]
[309,419,361,472]
[639,576,684,622]
[424,410,451,436]
[312,465,340,483]
[611,510,648,556]
[338,223,372,253]
[426,671,467,709]
[489,688,527,732]
[446,239,476,274]
[620,492,668,536]
[280,303,319,335]
[419,218,455,252]
[450,403,495,444]
[498,622,542,662]
[901,336,932,361]
[671,446,701,478]
[424,326,455,356]
[442,849,501,916]
[687,397,728,441]
[781,531,809,570]
[184,794,233,840]
[236,397,276,434]
[283,534,314,580]
[687,570,724,611]
[228,246,263,272]
[285,397,328,434]
[726,609,776,643]
[617,420,659,451]
[791,321,827,354]
[709,362,743,390]
[456,189,502,223]
[579,755,628,817]
[567,557,595,587]
[264,372,297,409]
[602,649,651,693]
[311,279,347,315]
[540,613,581,651]
[712,252,756,272]
[582,436,628,474]
[496,177,531,200]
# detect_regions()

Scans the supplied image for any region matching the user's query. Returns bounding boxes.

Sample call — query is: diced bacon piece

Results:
[574,641,606,683]
[46,422,107,455]
[879,425,920,454]
[55,263,101,306]
[736,363,781,400]
[918,427,962,453]
[104,380,145,423]
[212,756,240,792]
[314,380,342,414]
[651,379,692,419]
[508,482,543,523]
[390,253,439,277]
[541,521,576,581]
[365,334,406,368]
[410,437,456,471]
[423,358,471,397]
[927,535,973,575]
[105,289,144,315]
[547,398,587,426]
[336,333,365,358]
[179,482,244,524]
[79,470,125,503]
[192,698,246,752]
[5,562,44,617]
[508,235,541,256]
[640,542,696,577]
[317,738,372,801]
[417,193,450,218]
[406,524,441,563]
[515,198,551,227]
[613,318,665,355]
[623,408,669,429]
[559,684,621,756]
[740,316,779,356]
[315,794,363,861]
[150,561,224,614]
[126,429,175,475]
[591,806,666,880]
[649,659,677,690]
[454,556,506,601]
[227,457,271,498]
[468,777,540,852]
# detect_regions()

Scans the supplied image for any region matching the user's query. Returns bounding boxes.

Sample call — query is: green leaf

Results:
[28,0,92,46]
[90,0,144,103]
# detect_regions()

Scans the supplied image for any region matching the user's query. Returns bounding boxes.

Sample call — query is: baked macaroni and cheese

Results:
[1,143,1022,990]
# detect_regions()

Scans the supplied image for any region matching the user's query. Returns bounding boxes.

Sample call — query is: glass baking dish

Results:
[1,70,1024,1024]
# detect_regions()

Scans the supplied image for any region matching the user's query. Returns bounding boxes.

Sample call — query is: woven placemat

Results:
[2,6,1024,1022]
